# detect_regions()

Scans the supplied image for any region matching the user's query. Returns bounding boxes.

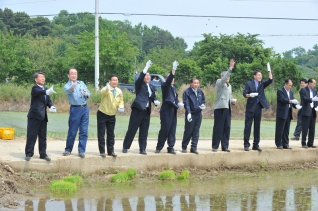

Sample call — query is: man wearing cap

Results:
[63,68,90,158]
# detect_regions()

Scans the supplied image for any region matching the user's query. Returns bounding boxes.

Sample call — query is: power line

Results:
[0,0,56,6]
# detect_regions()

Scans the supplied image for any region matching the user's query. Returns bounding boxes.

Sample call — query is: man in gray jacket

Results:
[212,59,235,152]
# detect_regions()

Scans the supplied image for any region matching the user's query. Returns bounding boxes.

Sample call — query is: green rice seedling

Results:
[177,170,190,180]
[63,175,83,185]
[158,170,175,180]
[110,172,129,183]
[50,180,76,194]
[126,168,137,179]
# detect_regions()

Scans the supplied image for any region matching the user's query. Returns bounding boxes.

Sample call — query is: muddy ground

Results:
[1,161,318,209]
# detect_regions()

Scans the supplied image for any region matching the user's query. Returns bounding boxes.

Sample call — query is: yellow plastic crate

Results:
[0,128,15,140]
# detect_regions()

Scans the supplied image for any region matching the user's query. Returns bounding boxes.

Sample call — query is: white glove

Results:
[105,82,109,90]
[81,89,88,97]
[118,107,124,112]
[267,62,271,72]
[315,107,318,111]
[173,60,178,70]
[187,113,192,122]
[154,100,160,106]
[250,93,258,98]
[46,85,56,95]
[49,106,56,112]
[143,60,152,73]
[296,105,302,109]
[71,81,77,89]
[312,96,318,102]
[291,99,298,104]
[177,102,184,107]
[199,104,206,110]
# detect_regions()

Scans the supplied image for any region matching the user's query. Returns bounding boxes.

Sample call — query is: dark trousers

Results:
[275,109,292,147]
[301,110,316,147]
[182,112,202,151]
[293,109,302,137]
[25,118,48,158]
[212,108,231,150]
[123,108,150,151]
[243,103,262,148]
[97,110,116,154]
[156,107,177,151]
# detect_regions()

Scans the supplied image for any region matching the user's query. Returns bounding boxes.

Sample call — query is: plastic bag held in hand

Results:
[143,60,152,73]
[173,60,179,70]
[154,100,160,106]
[296,105,302,109]
[177,102,184,107]
[187,113,192,122]
[267,62,271,72]
[49,106,56,112]
[46,85,56,95]
[291,99,298,104]
[105,82,110,90]
[81,90,88,97]
[250,93,257,98]
[71,81,77,89]
[118,107,124,112]
[199,104,206,110]
[312,96,318,102]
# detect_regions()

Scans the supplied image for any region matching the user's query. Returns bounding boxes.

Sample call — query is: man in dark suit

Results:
[243,63,273,151]
[155,61,183,154]
[182,78,206,154]
[291,79,308,140]
[300,78,318,148]
[123,60,160,155]
[275,79,298,149]
[25,72,56,161]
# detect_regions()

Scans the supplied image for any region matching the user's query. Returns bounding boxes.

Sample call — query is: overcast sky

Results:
[1,0,318,54]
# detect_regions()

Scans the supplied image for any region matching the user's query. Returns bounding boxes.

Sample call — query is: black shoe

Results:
[40,156,51,161]
[244,147,250,151]
[277,146,283,149]
[167,150,176,154]
[78,152,85,158]
[108,152,117,157]
[212,148,217,152]
[283,146,292,149]
[182,150,187,153]
[308,145,317,148]
[100,153,106,157]
[302,145,308,149]
[63,151,71,156]
[190,149,199,154]
[252,146,262,152]
[25,156,31,161]
[140,150,147,155]
[222,149,231,152]
[122,148,128,153]
[291,136,299,140]
[155,149,160,153]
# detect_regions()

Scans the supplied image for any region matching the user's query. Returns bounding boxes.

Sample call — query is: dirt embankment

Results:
[1,161,318,209]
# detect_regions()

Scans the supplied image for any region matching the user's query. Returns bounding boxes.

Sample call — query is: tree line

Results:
[0,8,317,91]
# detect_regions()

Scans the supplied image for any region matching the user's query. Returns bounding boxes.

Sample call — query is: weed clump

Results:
[110,168,137,183]
[50,180,76,194]
[177,170,190,180]
[63,175,83,185]
[158,170,175,180]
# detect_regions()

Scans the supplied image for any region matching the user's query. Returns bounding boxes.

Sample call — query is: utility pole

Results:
[94,0,99,91]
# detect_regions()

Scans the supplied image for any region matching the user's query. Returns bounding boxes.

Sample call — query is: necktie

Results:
[147,84,152,97]
[287,90,290,108]
[43,87,46,101]
[194,90,197,96]
[310,90,313,108]
[113,88,116,97]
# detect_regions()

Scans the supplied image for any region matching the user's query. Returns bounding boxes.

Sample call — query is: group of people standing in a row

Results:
[24,59,317,161]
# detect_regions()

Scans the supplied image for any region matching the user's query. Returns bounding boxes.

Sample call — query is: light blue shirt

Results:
[64,80,90,105]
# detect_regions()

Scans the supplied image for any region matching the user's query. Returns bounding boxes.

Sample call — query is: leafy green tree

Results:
[175,59,202,87]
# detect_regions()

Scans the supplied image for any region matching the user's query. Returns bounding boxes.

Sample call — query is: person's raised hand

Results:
[173,60,179,70]
[143,60,152,73]
[229,59,235,70]
[267,62,271,72]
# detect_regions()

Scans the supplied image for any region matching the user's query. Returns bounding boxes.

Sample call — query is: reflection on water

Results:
[9,185,318,211]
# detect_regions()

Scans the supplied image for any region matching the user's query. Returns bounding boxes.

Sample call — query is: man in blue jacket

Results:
[123,60,160,155]
[243,63,273,151]
[155,61,183,154]
[182,78,206,154]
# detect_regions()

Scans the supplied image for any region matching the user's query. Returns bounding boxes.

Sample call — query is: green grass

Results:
[126,168,137,179]
[63,175,83,185]
[0,111,302,139]
[110,168,137,183]
[177,170,190,180]
[158,170,175,180]
[50,180,76,194]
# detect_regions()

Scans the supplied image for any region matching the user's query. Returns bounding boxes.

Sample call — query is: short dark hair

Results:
[34,71,44,79]
[253,70,262,75]
[308,78,316,84]
[300,78,308,84]
[190,78,199,83]
[109,74,118,80]
[284,79,292,85]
